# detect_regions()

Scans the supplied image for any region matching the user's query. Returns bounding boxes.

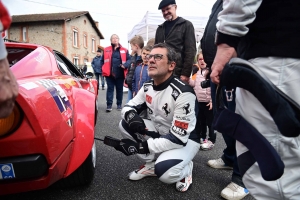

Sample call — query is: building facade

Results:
[8,11,104,66]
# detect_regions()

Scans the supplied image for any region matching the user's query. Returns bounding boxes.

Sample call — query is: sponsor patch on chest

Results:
[146,94,152,104]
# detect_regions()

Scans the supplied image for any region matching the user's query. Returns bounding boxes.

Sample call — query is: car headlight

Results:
[0,105,22,137]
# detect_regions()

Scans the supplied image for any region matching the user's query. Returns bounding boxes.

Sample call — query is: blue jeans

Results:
[211,82,244,188]
[95,73,105,89]
[105,76,124,106]
[127,89,133,103]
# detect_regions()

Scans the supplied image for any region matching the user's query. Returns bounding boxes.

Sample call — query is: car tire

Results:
[54,141,96,188]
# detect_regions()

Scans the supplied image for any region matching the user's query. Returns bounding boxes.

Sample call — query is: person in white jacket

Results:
[211,0,300,199]
[115,43,200,192]
[189,52,215,150]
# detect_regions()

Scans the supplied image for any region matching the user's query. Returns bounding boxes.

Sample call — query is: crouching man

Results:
[115,43,200,192]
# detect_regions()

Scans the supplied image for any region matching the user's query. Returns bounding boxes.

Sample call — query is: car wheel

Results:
[55,141,96,188]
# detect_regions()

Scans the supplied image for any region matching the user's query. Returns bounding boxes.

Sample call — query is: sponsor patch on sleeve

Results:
[174,120,189,130]
[171,125,187,136]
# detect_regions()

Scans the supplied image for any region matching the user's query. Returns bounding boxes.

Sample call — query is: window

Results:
[84,58,88,64]
[83,33,87,48]
[73,29,78,47]
[54,50,84,78]
[73,56,79,66]
[92,38,95,52]
[22,27,27,42]
[57,59,72,76]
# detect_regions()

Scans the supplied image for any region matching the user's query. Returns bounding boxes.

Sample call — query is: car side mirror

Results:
[85,72,94,79]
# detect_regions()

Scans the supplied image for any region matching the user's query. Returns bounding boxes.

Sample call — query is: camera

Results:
[201,79,211,88]
[200,67,211,88]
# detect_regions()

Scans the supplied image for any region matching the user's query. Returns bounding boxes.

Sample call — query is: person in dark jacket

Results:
[82,64,87,75]
[92,49,105,90]
[125,35,144,102]
[132,45,152,96]
[99,34,131,112]
[200,1,247,199]
[155,0,196,83]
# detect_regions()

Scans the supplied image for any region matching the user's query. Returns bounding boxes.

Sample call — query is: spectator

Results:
[132,45,152,96]
[115,43,200,192]
[211,0,300,199]
[189,52,215,150]
[0,1,18,118]
[100,34,131,112]
[125,35,144,102]
[82,64,87,75]
[200,1,247,199]
[155,0,196,83]
[146,38,155,47]
[92,49,105,90]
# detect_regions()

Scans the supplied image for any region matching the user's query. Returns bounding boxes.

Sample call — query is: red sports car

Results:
[0,42,98,195]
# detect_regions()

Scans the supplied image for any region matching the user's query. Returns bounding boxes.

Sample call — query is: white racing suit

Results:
[217,0,300,199]
[119,75,200,184]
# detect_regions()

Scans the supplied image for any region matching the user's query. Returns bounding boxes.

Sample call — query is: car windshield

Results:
[7,48,33,67]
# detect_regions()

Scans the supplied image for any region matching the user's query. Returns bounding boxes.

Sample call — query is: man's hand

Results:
[120,64,125,69]
[0,58,18,118]
[114,139,149,156]
[180,75,189,83]
[114,139,139,156]
[210,44,237,84]
[125,110,147,135]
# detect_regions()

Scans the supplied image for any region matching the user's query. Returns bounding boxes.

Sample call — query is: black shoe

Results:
[106,106,112,112]
[117,105,122,111]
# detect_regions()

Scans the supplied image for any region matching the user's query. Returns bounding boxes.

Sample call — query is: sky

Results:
[3,0,215,49]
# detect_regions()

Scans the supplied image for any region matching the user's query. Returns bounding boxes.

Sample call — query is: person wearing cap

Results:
[92,49,106,90]
[155,0,196,83]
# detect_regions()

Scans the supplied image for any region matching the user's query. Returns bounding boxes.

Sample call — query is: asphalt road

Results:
[4,89,255,200]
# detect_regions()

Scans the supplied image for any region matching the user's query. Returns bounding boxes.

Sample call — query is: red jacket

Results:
[102,45,128,77]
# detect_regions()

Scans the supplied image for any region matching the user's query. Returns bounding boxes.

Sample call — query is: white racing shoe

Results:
[176,161,193,192]
[176,174,192,192]
[221,182,249,200]
[128,161,156,181]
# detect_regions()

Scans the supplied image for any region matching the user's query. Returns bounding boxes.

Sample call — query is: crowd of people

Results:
[2,0,300,199]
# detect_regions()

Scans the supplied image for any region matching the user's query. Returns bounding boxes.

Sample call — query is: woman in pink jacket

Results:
[189,52,215,150]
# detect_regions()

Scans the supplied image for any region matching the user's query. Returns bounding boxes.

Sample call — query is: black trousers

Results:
[195,102,216,143]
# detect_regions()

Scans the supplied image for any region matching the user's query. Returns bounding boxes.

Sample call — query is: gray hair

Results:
[110,34,119,41]
[152,43,177,64]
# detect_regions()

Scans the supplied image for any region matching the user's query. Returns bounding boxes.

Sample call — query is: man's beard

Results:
[164,14,173,21]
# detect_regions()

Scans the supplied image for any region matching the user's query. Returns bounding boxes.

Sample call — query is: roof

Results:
[11,11,104,39]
